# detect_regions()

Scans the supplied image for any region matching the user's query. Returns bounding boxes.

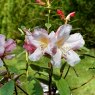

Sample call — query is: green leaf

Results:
[30,63,50,72]
[45,23,51,29]
[0,80,14,95]
[55,78,70,95]
[23,79,43,95]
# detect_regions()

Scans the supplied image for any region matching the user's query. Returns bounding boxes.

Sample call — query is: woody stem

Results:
[48,63,53,95]
[2,58,11,78]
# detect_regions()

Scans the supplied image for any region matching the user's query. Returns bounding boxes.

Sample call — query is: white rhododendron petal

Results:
[66,50,80,66]
[33,28,48,36]
[29,47,42,61]
[0,46,5,56]
[26,34,34,42]
[0,58,3,67]
[0,34,16,60]
[65,33,85,50]
[49,31,56,41]
[25,32,41,47]
[5,39,16,52]
[51,49,62,67]
[32,29,49,45]
[0,34,5,46]
[23,24,85,68]
[56,24,72,40]
[44,44,57,55]
[33,28,48,41]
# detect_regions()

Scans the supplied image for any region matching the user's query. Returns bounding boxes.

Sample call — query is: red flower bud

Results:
[57,10,63,15]
[69,12,75,17]
[57,9,65,20]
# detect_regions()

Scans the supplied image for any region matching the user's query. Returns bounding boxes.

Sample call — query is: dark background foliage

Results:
[0,0,95,47]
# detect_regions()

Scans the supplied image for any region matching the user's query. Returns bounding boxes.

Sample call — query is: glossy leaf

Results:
[0,80,14,95]
[23,79,43,95]
[30,63,50,72]
[55,78,70,95]
[45,23,51,29]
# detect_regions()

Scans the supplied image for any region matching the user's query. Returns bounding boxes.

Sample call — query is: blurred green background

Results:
[0,0,95,48]
[0,0,95,95]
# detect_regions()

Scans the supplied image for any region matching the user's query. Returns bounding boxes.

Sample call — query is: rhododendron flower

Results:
[0,34,16,66]
[51,24,85,67]
[23,28,55,61]
[24,24,84,67]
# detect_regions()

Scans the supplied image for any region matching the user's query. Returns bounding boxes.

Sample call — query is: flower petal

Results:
[5,39,16,52]
[65,33,85,50]
[0,58,3,67]
[51,49,62,67]
[23,42,36,53]
[25,35,40,47]
[32,28,49,45]
[5,54,15,59]
[49,31,55,39]
[56,24,72,40]
[0,34,5,46]
[55,24,72,47]
[33,28,48,37]
[29,47,43,61]
[33,28,48,40]
[24,30,35,46]
[44,44,57,56]
[24,29,38,47]
[65,50,80,66]
[0,46,5,57]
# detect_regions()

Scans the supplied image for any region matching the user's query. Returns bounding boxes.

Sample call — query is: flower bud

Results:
[69,12,75,17]
[57,9,65,20]
[66,11,75,21]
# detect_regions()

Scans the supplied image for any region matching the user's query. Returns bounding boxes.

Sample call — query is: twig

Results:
[15,86,18,95]
[16,85,28,95]
[64,66,70,79]
[82,54,95,58]
[48,63,53,95]
[71,76,95,90]
[72,67,79,77]
[2,59,11,78]
[60,62,67,78]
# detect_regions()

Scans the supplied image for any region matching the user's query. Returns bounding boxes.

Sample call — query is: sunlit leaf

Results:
[0,80,14,95]
[55,78,71,95]
[23,79,43,95]
[30,63,50,72]
[45,23,51,29]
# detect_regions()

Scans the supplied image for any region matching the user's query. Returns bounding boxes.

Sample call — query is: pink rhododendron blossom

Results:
[51,24,85,67]
[0,34,16,67]
[24,24,85,67]
[23,28,56,61]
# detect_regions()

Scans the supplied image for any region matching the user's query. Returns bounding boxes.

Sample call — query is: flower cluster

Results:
[24,24,85,67]
[0,34,16,66]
